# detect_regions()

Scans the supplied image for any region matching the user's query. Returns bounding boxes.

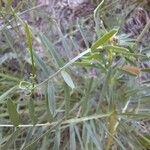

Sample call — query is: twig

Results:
[0,113,111,128]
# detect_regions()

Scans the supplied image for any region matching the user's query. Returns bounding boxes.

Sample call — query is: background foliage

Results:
[0,0,150,149]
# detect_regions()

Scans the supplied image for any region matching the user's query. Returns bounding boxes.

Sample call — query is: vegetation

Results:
[0,0,150,149]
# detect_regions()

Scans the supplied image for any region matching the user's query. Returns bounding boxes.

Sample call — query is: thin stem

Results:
[0,113,111,128]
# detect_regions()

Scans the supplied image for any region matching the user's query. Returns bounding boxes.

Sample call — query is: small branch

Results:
[0,113,111,128]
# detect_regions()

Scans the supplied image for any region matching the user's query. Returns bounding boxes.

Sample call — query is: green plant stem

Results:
[0,113,111,128]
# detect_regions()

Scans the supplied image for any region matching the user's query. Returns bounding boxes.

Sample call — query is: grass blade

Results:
[70,123,76,150]
[54,125,61,150]
[28,98,38,125]
[64,83,71,118]
[78,20,89,48]
[82,77,93,115]
[47,81,56,116]
[85,122,102,150]
[74,126,84,150]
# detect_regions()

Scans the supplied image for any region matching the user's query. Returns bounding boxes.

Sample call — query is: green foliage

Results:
[7,99,20,126]
[0,0,150,149]
[91,29,118,51]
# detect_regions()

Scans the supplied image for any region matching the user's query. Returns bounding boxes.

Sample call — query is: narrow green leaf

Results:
[85,122,102,150]
[70,36,81,54]
[103,45,130,53]
[94,0,105,35]
[94,0,105,19]
[75,61,93,67]
[54,126,61,150]
[47,81,56,116]
[0,86,18,103]
[90,120,97,135]
[40,136,49,150]
[74,126,84,150]
[24,21,35,76]
[82,77,93,115]
[64,82,70,118]
[46,92,53,122]
[137,134,150,148]
[97,67,113,111]
[45,85,54,122]
[57,26,71,60]
[28,98,38,125]
[85,125,90,150]
[7,100,20,126]
[78,20,89,48]
[87,53,101,60]
[125,57,137,66]
[39,32,64,68]
[61,71,75,89]
[70,123,76,150]
[24,22,32,58]
[105,45,148,58]
[91,29,118,51]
